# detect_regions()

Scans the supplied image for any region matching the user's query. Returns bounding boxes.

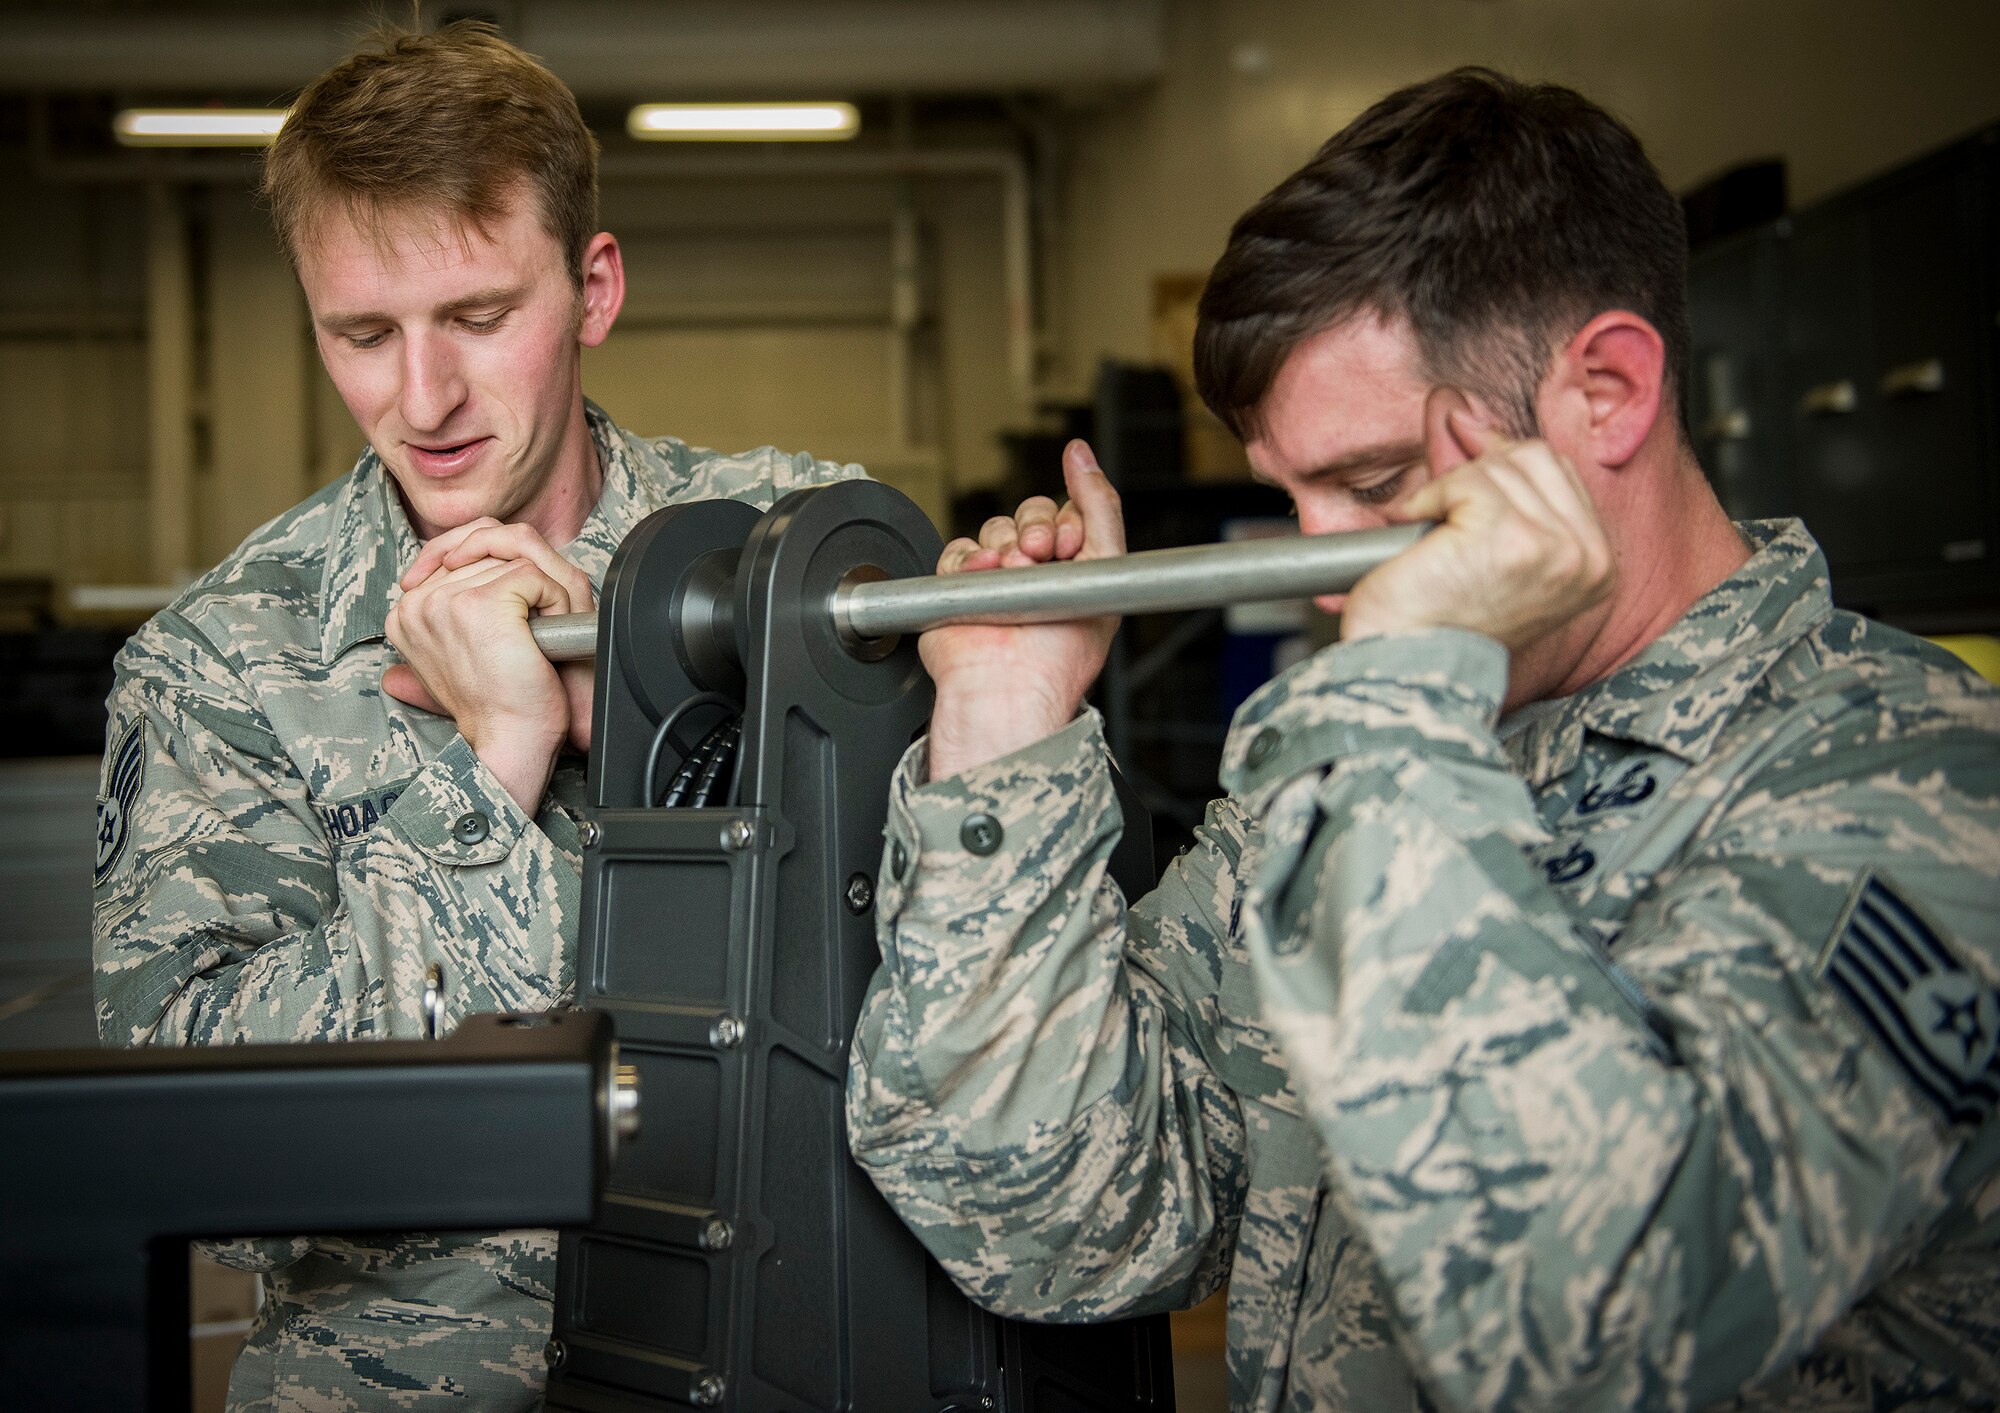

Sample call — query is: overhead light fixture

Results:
[113,108,288,148]
[627,102,860,142]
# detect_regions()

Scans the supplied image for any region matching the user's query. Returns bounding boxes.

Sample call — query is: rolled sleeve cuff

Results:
[1222,628,1510,805]
[879,711,1111,931]
[387,734,537,866]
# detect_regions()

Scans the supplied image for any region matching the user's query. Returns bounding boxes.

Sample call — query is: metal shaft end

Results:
[831,564,900,661]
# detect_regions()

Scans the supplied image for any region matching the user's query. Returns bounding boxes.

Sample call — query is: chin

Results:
[394,477,507,539]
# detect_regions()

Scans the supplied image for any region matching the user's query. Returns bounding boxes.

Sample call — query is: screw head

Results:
[543,1338,567,1370]
[711,1015,745,1049]
[690,1372,726,1407]
[844,872,874,914]
[578,818,601,848]
[700,1216,734,1251]
[722,818,755,851]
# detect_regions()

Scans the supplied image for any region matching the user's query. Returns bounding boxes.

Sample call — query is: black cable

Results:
[660,716,735,807]
[643,691,739,807]
[720,717,747,808]
[688,718,742,807]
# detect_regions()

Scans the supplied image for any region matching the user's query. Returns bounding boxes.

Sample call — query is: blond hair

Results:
[263,20,599,283]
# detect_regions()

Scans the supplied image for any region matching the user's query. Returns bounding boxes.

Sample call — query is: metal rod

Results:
[529,523,1428,662]
[534,614,598,661]
[838,523,1425,640]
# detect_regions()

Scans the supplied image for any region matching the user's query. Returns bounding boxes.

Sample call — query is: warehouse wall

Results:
[0,165,151,589]
[1,0,1998,603]
[1052,0,2000,398]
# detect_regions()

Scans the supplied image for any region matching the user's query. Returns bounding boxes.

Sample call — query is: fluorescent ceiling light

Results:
[627,102,859,142]
[114,108,288,147]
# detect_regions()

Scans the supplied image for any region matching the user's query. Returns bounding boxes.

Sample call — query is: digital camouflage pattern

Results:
[848,519,2000,1412]
[94,402,861,1411]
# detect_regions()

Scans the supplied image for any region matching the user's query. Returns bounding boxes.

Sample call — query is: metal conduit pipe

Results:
[0,0,1165,97]
[528,523,1430,662]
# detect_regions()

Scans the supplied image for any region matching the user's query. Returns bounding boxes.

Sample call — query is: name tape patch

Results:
[318,784,406,841]
[1825,875,1999,1126]
[95,720,145,884]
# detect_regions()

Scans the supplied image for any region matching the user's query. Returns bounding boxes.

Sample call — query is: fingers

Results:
[936,446,1119,577]
[389,559,578,665]
[1012,497,1063,561]
[938,537,1000,576]
[1062,440,1126,558]
[402,517,501,588]
[1053,499,1086,560]
[1423,387,1484,478]
[401,520,595,613]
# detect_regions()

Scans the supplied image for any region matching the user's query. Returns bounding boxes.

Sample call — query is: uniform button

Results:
[453,810,491,845]
[1246,727,1282,768]
[890,840,909,877]
[960,813,1003,855]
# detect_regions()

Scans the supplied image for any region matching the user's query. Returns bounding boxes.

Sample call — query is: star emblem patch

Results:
[1824,875,1999,1126]
[95,719,145,885]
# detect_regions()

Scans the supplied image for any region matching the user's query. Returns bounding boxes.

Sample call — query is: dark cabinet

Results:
[1688,126,2000,622]
[1687,224,1791,521]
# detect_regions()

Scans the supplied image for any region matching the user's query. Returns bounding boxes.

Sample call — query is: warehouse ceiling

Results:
[0,0,1166,100]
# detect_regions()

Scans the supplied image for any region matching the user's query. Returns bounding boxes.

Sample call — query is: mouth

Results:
[404,437,492,478]
[1313,592,1348,616]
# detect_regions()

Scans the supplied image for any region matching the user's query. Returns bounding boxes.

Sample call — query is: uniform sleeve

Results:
[93,607,582,1050]
[846,710,1250,1321]
[1234,628,2000,1412]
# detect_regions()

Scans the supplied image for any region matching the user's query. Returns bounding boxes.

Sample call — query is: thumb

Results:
[383,663,449,718]
[1061,440,1126,558]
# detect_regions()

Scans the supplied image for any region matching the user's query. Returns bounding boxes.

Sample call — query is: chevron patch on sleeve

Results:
[94,719,145,885]
[1824,875,2000,1127]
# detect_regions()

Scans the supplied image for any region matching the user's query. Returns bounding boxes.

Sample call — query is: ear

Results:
[577,232,625,347]
[1539,310,1667,470]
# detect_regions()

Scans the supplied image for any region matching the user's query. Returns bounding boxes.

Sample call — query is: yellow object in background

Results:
[1929,635,2000,685]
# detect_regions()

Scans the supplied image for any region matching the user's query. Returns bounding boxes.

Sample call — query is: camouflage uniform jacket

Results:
[93,402,861,1411]
[848,519,2000,1412]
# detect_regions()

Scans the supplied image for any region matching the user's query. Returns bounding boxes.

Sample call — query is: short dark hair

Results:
[264,20,600,285]
[1194,67,1689,440]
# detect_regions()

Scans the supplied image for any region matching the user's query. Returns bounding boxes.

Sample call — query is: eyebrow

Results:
[315,284,527,334]
[1251,439,1424,486]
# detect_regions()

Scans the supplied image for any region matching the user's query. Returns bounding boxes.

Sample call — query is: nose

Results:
[398,329,467,434]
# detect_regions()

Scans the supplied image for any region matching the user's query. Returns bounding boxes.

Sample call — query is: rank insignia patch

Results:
[95,720,145,885]
[1825,875,2000,1126]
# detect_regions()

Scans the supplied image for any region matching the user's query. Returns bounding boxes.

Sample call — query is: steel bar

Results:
[535,613,598,660]
[530,522,1428,661]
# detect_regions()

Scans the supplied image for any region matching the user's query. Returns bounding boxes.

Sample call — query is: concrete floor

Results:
[0,756,97,1050]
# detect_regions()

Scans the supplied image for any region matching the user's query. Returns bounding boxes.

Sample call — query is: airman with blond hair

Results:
[94,22,862,1408]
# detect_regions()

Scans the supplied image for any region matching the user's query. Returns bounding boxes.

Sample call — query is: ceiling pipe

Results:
[0,1,1163,98]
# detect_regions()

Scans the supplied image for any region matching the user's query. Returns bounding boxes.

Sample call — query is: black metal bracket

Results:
[0,1010,619,1411]
[549,479,1174,1412]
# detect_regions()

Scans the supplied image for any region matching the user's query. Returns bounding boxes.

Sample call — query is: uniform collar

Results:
[318,401,656,663]
[1503,519,1832,785]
